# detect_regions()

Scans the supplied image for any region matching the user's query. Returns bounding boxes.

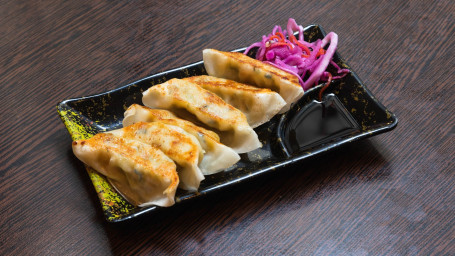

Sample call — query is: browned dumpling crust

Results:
[108,121,205,191]
[123,104,240,175]
[142,78,262,153]
[123,104,220,143]
[184,75,286,128]
[72,133,179,207]
[203,49,304,113]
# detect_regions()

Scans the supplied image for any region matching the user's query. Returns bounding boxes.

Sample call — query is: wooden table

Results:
[1,0,454,255]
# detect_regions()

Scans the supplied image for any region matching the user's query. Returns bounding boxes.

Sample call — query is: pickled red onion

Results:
[244,18,350,90]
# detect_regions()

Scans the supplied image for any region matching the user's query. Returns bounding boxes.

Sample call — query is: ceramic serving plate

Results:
[57,24,397,222]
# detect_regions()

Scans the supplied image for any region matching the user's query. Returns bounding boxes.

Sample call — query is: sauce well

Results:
[281,94,360,156]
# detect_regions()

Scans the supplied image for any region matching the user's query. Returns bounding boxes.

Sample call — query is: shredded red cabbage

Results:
[243,18,350,90]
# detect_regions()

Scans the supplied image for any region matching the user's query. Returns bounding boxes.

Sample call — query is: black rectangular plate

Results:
[57,24,397,222]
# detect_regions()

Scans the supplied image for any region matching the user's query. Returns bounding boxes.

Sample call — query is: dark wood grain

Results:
[1,0,454,255]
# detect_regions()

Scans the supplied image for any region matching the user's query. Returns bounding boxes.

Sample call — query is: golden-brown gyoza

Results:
[203,49,304,113]
[108,121,205,191]
[72,133,179,207]
[183,75,286,128]
[123,104,241,175]
[142,78,262,153]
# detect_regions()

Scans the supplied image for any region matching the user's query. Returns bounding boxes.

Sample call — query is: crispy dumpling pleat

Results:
[184,75,286,128]
[123,105,178,128]
[123,104,241,175]
[203,49,304,113]
[72,133,179,207]
[109,121,205,191]
[142,78,262,153]
[123,104,220,142]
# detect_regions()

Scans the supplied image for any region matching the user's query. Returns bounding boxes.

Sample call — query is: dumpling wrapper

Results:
[72,133,179,207]
[109,121,205,191]
[203,49,304,113]
[142,78,262,154]
[183,75,286,128]
[123,106,178,128]
[123,104,240,175]
[124,104,220,142]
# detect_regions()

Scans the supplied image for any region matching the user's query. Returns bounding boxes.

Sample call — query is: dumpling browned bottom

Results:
[72,133,179,207]
[142,78,262,153]
[203,49,304,113]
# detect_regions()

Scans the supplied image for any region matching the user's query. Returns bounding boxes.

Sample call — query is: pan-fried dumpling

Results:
[72,133,179,207]
[183,75,286,128]
[203,49,304,113]
[123,104,241,175]
[123,104,220,142]
[109,121,205,191]
[142,78,262,153]
[123,105,178,128]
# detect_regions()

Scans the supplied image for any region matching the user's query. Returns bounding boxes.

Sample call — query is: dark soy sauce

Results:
[282,94,360,155]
